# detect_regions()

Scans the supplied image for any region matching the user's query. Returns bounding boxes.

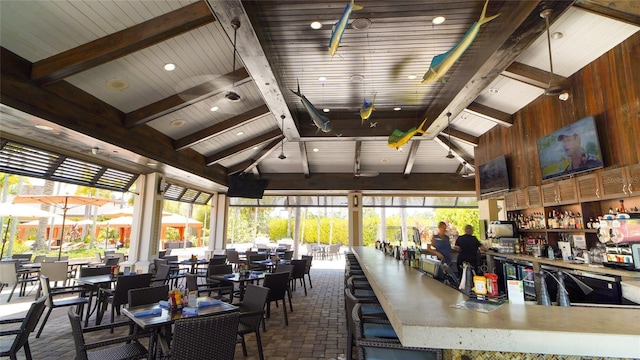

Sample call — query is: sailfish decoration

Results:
[290,80,331,133]
[387,119,428,150]
[360,93,376,124]
[329,0,363,57]
[422,0,499,85]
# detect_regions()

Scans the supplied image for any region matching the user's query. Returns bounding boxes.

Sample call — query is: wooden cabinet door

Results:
[556,178,578,205]
[514,190,527,210]
[576,173,601,202]
[625,163,640,197]
[504,192,518,211]
[541,183,559,206]
[598,167,628,200]
[525,186,542,208]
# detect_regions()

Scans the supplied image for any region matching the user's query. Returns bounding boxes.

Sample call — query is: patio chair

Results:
[40,261,69,289]
[225,249,243,271]
[104,257,119,266]
[96,273,152,328]
[282,250,294,260]
[32,255,45,263]
[128,285,169,307]
[290,259,308,296]
[0,262,38,302]
[262,271,291,326]
[68,307,148,360]
[11,253,32,262]
[185,274,233,302]
[151,264,171,286]
[36,275,88,338]
[273,264,294,308]
[236,284,269,360]
[0,296,46,360]
[301,255,313,288]
[248,254,268,271]
[162,312,239,360]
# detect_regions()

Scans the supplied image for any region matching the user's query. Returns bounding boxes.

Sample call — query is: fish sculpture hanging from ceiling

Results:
[360,93,376,124]
[329,0,363,57]
[422,0,499,85]
[387,119,428,150]
[290,80,331,133]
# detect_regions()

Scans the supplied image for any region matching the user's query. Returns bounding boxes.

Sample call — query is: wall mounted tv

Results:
[479,155,510,196]
[227,175,269,199]
[536,116,604,181]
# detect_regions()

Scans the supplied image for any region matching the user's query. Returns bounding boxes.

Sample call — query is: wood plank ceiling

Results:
[0,0,638,195]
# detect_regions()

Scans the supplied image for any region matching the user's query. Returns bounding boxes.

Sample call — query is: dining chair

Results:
[12,253,33,262]
[248,254,268,271]
[225,250,243,271]
[0,262,38,302]
[205,264,235,302]
[151,264,171,286]
[0,296,46,360]
[36,275,89,338]
[163,312,239,360]
[301,255,313,288]
[128,285,169,307]
[261,271,291,326]
[273,264,294,307]
[97,273,152,328]
[208,255,227,266]
[282,250,294,260]
[236,284,269,360]
[32,255,45,263]
[290,259,308,295]
[104,257,119,266]
[40,261,69,288]
[184,273,232,302]
[68,307,148,360]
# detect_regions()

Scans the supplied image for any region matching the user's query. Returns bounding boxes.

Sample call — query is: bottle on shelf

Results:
[619,199,626,213]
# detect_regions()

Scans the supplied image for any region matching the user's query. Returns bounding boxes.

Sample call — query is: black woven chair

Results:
[0,296,46,360]
[236,284,269,360]
[36,275,88,338]
[301,255,313,288]
[184,273,233,302]
[97,273,152,328]
[262,271,291,326]
[161,312,239,360]
[128,285,169,307]
[290,259,308,295]
[68,307,148,360]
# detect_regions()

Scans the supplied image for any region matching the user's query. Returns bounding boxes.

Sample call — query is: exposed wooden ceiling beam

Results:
[299,142,310,178]
[434,135,475,166]
[466,102,513,127]
[263,173,475,192]
[239,137,282,175]
[574,0,640,26]
[124,67,251,128]
[403,141,420,178]
[30,1,215,85]
[205,129,281,165]
[440,128,479,146]
[174,105,270,151]
[502,61,566,89]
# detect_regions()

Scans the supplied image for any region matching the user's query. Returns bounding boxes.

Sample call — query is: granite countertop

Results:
[352,246,640,357]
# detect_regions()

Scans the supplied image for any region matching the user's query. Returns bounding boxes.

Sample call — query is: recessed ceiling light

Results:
[318,76,327,81]
[351,18,372,31]
[350,74,364,82]
[35,124,53,131]
[106,79,129,91]
[310,21,322,30]
[164,63,176,71]
[551,31,564,40]
[323,108,330,113]
[236,131,244,136]
[407,74,417,80]
[170,119,186,127]
[313,148,319,152]
[210,106,219,112]
[380,158,390,163]
[432,16,446,25]
[393,107,401,111]
[489,88,499,94]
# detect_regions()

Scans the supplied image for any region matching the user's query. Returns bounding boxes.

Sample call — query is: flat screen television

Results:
[227,175,269,199]
[536,116,604,181]
[479,155,510,195]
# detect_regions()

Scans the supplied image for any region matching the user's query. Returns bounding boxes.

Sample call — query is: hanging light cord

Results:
[544,15,554,88]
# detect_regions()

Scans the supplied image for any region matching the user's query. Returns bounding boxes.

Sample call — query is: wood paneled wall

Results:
[476,32,640,194]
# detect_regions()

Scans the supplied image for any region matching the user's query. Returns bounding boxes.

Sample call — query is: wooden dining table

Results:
[123,298,237,359]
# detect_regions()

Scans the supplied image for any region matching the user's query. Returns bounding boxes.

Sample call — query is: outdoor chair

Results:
[128,284,169,307]
[0,262,38,302]
[282,250,294,260]
[236,284,269,360]
[301,255,313,288]
[68,307,148,360]
[36,275,88,338]
[290,259,309,296]
[0,296,46,360]
[184,274,233,302]
[248,254,268,271]
[161,312,239,360]
[104,257,119,266]
[39,261,69,289]
[32,255,45,263]
[262,271,292,326]
[225,249,243,271]
[273,264,294,307]
[205,264,235,302]
[11,253,32,262]
[96,273,152,328]
[151,264,171,286]
[208,255,227,266]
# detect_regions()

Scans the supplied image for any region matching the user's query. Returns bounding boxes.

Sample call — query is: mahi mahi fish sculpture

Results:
[329,0,363,57]
[387,119,428,150]
[422,0,499,84]
[360,93,376,124]
[290,81,331,133]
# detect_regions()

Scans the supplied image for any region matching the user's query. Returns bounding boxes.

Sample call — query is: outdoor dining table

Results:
[251,259,291,272]
[74,274,118,326]
[167,258,208,274]
[122,298,237,359]
[209,272,265,301]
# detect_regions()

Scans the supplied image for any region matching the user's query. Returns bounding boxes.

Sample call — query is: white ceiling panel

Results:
[452,111,498,138]
[307,141,355,173]
[474,75,544,115]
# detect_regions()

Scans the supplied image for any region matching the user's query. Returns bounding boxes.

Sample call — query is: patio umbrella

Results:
[0,202,55,258]
[12,195,111,260]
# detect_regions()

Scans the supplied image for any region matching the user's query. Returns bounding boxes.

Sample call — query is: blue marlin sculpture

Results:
[329,0,363,57]
[360,93,376,124]
[422,0,499,84]
[290,81,331,133]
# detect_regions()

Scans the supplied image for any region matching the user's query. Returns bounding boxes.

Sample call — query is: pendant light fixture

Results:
[225,18,242,102]
[278,114,287,160]
[540,9,564,96]
[445,112,455,159]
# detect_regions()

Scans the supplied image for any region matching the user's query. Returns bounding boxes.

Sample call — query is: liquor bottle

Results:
[619,199,626,213]
[569,211,576,229]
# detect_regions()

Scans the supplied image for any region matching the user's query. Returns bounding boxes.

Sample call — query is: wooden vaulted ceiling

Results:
[0,0,638,195]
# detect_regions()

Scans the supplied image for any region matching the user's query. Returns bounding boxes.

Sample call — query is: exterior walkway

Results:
[0,260,348,360]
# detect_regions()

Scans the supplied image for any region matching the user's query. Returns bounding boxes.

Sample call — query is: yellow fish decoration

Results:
[387,119,428,150]
[360,93,376,125]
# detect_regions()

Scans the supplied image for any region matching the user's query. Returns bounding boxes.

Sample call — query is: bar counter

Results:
[352,246,640,357]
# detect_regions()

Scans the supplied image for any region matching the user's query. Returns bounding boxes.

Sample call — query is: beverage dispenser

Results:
[488,221,517,253]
